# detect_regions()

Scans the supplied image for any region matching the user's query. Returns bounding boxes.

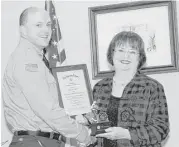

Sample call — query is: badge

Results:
[99,111,108,122]
[25,64,38,72]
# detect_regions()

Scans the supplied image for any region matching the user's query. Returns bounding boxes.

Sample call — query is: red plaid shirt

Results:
[92,73,169,147]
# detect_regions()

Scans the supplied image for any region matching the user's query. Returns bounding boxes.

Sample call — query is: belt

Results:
[14,130,66,143]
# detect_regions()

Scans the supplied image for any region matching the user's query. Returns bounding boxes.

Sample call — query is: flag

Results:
[45,0,66,68]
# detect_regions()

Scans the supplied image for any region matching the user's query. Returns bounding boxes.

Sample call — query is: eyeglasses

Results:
[114,49,139,56]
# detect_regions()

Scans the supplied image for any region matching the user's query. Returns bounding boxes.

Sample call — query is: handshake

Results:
[75,101,111,147]
[75,101,131,147]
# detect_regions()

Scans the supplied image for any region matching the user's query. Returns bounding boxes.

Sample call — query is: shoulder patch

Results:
[25,64,38,72]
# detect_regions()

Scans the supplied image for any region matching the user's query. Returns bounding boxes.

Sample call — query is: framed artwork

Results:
[52,64,93,116]
[89,0,179,79]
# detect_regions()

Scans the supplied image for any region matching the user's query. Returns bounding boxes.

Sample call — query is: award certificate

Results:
[52,64,93,116]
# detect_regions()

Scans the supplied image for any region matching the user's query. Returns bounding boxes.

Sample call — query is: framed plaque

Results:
[89,0,179,79]
[52,64,93,116]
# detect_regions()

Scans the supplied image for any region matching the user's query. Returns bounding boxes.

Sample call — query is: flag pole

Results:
[46,0,50,11]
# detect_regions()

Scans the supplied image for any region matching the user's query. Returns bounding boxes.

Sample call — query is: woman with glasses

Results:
[77,31,170,147]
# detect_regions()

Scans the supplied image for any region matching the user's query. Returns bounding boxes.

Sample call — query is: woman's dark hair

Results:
[107,31,146,70]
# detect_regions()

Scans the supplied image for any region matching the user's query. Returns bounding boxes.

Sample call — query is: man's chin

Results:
[40,43,50,48]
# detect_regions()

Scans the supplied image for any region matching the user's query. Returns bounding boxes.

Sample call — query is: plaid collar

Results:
[106,72,145,98]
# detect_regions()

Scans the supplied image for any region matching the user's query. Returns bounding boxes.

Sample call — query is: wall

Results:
[1,1,179,147]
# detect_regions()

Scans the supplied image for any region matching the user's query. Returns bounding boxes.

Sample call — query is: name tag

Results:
[25,64,38,72]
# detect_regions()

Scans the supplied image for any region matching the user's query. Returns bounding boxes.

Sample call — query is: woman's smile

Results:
[120,60,131,64]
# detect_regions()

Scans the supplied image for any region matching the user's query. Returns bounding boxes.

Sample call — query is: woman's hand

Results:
[96,127,131,140]
[75,114,89,125]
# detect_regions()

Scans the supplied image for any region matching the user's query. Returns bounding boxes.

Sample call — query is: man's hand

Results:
[77,128,97,147]
[96,127,131,140]
[75,114,89,125]
[78,136,97,147]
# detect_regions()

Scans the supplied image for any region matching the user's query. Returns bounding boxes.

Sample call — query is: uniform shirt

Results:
[91,73,169,147]
[2,38,90,143]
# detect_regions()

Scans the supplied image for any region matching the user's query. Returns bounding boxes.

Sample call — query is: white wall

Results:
[1,1,179,147]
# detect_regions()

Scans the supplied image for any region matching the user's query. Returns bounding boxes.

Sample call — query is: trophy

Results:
[90,101,111,136]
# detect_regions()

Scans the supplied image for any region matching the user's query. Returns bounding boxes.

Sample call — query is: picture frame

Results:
[52,64,93,116]
[89,0,179,79]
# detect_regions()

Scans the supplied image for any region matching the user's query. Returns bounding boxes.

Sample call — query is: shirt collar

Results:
[109,71,143,88]
[19,37,44,59]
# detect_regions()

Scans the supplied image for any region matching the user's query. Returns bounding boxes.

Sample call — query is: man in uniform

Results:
[2,7,94,147]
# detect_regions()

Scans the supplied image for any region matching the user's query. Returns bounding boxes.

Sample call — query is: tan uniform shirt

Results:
[2,38,90,143]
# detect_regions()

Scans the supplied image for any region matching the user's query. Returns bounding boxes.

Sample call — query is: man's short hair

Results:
[19,7,41,26]
[107,31,146,70]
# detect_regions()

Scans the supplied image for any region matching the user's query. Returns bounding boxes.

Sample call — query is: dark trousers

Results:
[9,135,65,147]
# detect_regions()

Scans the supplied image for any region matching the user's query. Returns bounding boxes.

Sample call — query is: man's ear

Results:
[19,26,27,38]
